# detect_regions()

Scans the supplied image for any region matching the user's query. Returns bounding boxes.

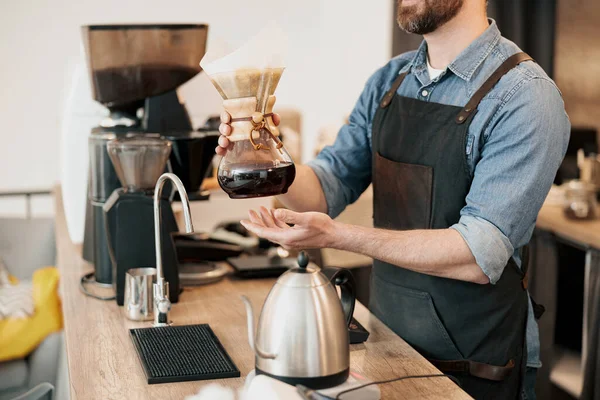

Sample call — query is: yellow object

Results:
[0,267,63,361]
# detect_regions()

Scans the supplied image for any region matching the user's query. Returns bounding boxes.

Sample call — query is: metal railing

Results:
[0,189,53,219]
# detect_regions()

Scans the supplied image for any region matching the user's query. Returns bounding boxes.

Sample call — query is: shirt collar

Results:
[404,19,501,82]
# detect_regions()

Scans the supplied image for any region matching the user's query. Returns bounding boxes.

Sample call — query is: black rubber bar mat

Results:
[130,324,240,384]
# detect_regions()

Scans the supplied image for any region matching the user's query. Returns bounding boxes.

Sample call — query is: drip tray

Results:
[130,324,240,384]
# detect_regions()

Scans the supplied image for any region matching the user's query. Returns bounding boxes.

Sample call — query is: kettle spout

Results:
[241,295,277,359]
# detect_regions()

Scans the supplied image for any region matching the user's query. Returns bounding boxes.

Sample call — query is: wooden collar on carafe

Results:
[223,95,283,151]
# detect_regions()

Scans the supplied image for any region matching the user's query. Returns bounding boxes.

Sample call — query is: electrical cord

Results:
[297,373,461,400]
[79,272,116,301]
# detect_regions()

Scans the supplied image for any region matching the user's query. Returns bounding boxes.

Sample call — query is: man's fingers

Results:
[273,208,302,225]
[240,220,265,237]
[258,206,277,228]
[272,113,281,126]
[240,220,280,241]
[215,134,232,156]
[220,111,231,124]
[271,209,290,229]
[248,209,263,226]
[240,220,301,248]
[218,135,230,148]
[219,123,232,136]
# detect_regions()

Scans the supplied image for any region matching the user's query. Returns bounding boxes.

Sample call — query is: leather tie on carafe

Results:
[230,112,283,151]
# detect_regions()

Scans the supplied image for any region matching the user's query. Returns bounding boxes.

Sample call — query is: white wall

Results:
[0,0,392,216]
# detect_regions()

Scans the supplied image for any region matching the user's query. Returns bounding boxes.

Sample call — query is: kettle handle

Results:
[321,267,356,327]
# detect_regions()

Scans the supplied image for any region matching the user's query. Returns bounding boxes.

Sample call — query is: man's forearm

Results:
[276,164,328,214]
[332,222,490,284]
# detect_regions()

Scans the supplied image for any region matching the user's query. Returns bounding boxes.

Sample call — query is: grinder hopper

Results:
[82,24,208,112]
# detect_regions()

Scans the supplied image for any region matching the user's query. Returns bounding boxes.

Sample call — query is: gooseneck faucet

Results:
[153,173,194,326]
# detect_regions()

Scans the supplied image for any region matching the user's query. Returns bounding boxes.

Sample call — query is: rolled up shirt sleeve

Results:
[451,215,514,284]
[451,77,570,284]
[307,157,352,219]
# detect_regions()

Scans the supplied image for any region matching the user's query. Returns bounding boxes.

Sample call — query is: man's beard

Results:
[397,0,464,35]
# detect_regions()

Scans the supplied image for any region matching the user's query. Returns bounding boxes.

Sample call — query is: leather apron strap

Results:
[456,52,533,124]
[429,359,516,382]
[380,72,408,108]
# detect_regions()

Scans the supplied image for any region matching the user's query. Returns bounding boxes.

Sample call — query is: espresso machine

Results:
[80,24,219,296]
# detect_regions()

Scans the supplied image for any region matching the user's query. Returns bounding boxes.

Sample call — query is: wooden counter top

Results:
[54,188,469,400]
[537,203,600,249]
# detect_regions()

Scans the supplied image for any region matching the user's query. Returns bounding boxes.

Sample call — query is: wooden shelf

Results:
[550,348,583,398]
[537,203,600,250]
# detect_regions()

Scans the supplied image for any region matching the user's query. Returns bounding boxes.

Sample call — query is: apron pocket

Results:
[373,152,432,230]
[371,274,464,360]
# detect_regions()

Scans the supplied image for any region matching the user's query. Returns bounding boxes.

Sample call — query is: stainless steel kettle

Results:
[242,252,356,389]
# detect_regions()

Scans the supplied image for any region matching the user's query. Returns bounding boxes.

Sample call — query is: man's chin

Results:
[397,0,463,35]
[397,13,425,34]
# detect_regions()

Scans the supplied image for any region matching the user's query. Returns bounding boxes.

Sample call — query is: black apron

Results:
[369,53,532,399]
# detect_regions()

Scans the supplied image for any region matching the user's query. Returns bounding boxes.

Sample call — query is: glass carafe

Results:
[207,68,296,198]
[218,128,296,198]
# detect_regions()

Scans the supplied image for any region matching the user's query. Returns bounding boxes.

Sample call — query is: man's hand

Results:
[241,207,489,284]
[215,111,281,156]
[240,207,339,250]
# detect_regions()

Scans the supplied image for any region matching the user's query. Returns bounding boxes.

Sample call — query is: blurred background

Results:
[0,0,392,217]
[0,1,599,399]
[0,0,598,216]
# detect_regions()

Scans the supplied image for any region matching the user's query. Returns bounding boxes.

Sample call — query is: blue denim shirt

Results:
[307,20,570,368]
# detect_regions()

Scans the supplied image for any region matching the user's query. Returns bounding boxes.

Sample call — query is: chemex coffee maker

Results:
[80,24,219,302]
[200,23,296,199]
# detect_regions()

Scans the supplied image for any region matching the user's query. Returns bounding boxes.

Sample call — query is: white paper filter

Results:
[200,22,287,75]
[200,22,288,111]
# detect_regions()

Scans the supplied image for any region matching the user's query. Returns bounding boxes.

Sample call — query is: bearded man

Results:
[216,1,570,398]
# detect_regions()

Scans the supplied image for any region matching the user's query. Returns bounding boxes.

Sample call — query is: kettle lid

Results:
[276,251,330,288]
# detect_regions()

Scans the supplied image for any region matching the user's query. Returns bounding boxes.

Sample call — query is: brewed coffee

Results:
[218,162,296,199]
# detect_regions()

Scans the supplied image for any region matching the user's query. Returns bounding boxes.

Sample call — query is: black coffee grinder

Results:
[80,24,219,296]
[103,137,182,305]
